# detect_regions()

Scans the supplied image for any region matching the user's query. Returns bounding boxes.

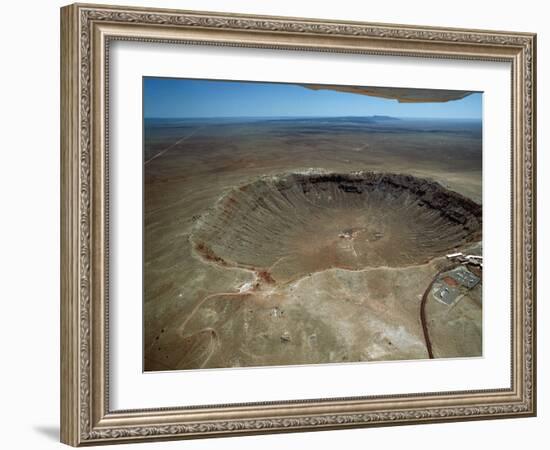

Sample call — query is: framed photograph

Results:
[60,3,537,446]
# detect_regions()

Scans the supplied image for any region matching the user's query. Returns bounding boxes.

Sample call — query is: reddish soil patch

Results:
[257,270,276,284]
[195,242,228,266]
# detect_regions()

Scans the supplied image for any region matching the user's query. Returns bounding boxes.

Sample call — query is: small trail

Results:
[420,267,453,359]
[198,327,219,369]
[144,126,204,165]
[177,290,251,368]
[267,256,289,273]
[178,291,248,337]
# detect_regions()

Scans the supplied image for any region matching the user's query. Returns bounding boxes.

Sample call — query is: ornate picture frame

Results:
[60,3,536,446]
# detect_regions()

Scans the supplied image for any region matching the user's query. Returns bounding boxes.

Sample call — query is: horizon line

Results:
[144,114,482,121]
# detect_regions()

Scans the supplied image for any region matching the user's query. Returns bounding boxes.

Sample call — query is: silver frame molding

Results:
[60,3,536,446]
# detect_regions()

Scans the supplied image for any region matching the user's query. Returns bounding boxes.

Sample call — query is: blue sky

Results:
[143,77,482,120]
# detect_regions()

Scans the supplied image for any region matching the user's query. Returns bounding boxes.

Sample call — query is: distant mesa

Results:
[301,85,476,103]
[368,115,401,121]
[191,172,482,282]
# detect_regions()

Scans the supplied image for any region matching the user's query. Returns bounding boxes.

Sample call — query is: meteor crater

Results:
[191,172,482,283]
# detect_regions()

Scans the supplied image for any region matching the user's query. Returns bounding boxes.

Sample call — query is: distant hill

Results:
[317,115,402,124]
[370,115,402,121]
